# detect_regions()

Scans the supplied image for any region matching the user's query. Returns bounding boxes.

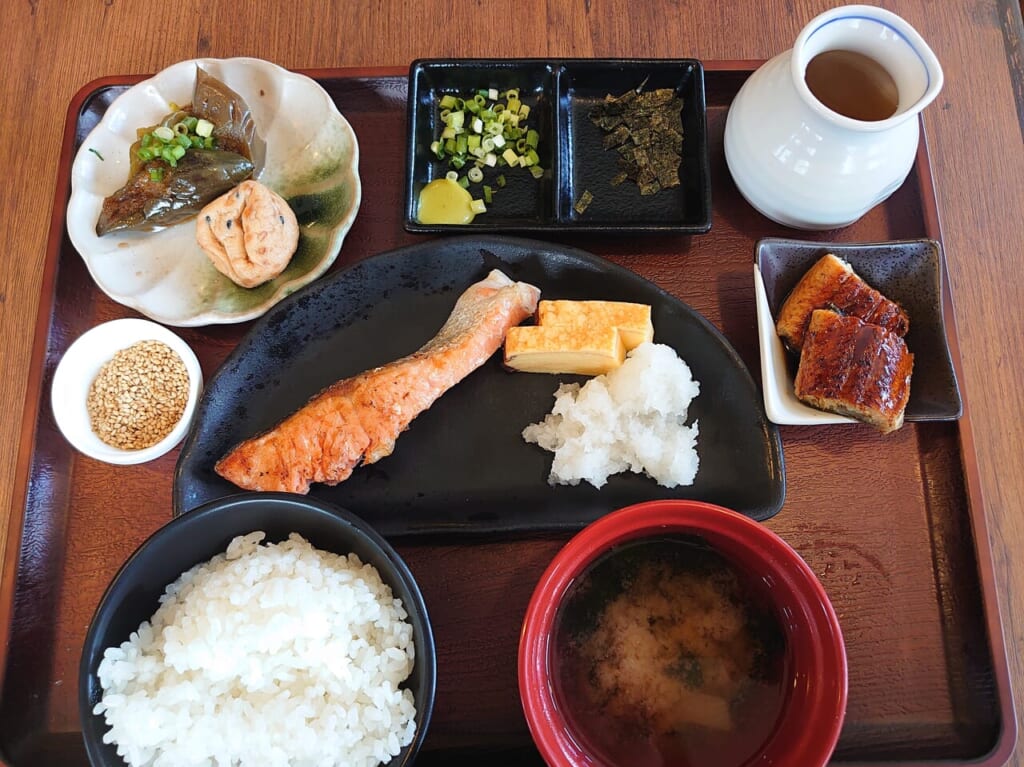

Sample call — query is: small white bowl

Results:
[51,319,204,464]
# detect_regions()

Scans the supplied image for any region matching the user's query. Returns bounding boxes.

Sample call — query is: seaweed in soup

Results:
[553,536,787,767]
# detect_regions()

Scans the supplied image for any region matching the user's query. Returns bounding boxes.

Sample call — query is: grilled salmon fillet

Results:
[776,254,909,351]
[215,269,541,493]
[794,309,914,433]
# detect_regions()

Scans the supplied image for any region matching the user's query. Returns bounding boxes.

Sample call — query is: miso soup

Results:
[552,536,788,767]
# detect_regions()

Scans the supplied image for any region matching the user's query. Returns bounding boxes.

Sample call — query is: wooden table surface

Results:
[1,1,1022,765]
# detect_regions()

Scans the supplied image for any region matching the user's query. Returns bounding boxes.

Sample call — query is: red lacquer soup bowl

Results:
[519,500,847,767]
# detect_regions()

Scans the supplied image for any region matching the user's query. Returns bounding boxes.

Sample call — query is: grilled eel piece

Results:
[794,309,914,433]
[776,254,909,351]
[215,269,541,493]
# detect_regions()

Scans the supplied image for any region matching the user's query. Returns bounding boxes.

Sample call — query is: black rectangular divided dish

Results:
[405,59,711,233]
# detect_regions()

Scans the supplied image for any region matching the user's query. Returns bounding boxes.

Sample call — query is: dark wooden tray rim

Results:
[0,63,1016,767]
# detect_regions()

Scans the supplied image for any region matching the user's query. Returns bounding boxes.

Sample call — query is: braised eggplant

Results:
[96,150,255,235]
[192,66,265,169]
[95,67,263,236]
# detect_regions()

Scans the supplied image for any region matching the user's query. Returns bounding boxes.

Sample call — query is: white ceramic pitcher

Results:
[724,5,943,230]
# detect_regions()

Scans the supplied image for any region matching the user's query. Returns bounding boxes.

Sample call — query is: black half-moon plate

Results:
[174,236,784,538]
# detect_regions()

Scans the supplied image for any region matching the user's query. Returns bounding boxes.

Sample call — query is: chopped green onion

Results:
[470,199,487,214]
[138,114,217,170]
[148,167,164,183]
[429,86,545,210]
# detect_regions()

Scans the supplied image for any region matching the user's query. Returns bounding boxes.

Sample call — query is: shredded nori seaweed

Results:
[574,189,594,215]
[590,84,684,196]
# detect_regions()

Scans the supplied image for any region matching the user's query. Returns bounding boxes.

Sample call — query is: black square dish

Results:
[755,238,962,423]
[405,59,710,233]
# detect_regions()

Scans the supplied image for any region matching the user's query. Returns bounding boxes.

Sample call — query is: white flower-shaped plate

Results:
[67,57,361,326]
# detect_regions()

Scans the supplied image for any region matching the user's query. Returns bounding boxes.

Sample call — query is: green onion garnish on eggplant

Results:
[95,67,264,236]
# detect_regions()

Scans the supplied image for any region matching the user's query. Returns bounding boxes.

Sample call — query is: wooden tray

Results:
[0,64,1015,767]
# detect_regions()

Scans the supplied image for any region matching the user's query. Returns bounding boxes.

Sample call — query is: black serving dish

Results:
[755,238,962,424]
[79,493,436,767]
[405,59,710,233]
[174,236,783,536]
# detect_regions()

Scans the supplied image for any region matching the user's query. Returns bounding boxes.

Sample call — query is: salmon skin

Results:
[215,269,541,493]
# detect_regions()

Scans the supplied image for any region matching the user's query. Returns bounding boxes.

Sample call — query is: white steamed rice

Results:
[523,342,700,489]
[93,531,417,767]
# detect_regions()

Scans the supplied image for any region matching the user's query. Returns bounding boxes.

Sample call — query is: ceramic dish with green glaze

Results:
[66,57,361,327]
